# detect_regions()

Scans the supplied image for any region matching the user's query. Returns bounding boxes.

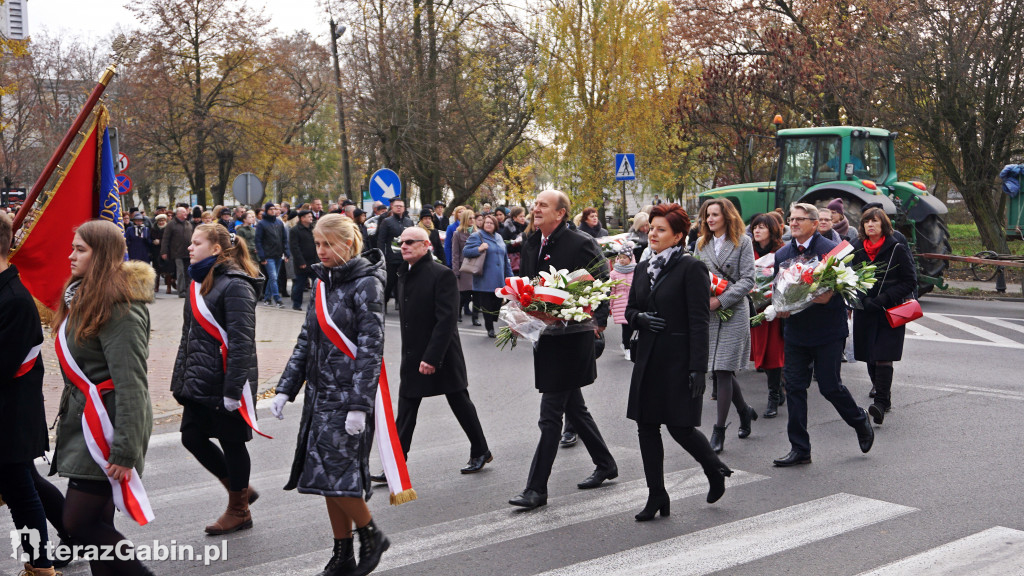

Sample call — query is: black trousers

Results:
[783,339,866,455]
[473,291,501,332]
[396,390,489,459]
[292,267,314,310]
[0,461,52,569]
[526,388,616,494]
[385,261,401,304]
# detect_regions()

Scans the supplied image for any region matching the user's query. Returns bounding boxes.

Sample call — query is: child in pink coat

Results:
[609,247,636,360]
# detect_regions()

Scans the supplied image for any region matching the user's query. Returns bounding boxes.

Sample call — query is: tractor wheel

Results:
[914,214,951,295]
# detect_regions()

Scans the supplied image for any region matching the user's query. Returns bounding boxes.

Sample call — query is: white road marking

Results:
[537,493,916,576]
[216,467,768,576]
[923,313,1021,346]
[975,315,1024,336]
[856,526,1024,575]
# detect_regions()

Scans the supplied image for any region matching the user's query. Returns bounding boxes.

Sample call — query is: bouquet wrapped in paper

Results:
[493,267,623,350]
[708,271,735,321]
[748,253,776,313]
[751,241,878,326]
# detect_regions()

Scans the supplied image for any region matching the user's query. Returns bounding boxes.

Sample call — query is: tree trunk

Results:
[961,180,1010,253]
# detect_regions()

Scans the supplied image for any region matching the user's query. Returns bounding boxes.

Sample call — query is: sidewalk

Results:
[940,278,1023,298]
[39,290,310,430]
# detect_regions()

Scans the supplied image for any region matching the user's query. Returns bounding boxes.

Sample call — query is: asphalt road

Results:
[4,295,1024,575]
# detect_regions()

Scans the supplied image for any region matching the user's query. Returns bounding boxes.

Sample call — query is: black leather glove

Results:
[862,297,883,312]
[688,371,706,399]
[634,312,666,333]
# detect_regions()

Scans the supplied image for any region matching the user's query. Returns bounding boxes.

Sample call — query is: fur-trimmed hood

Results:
[123,260,156,303]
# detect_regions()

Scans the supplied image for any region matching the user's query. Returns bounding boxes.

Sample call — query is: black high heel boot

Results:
[710,424,727,454]
[635,490,670,521]
[764,368,782,418]
[316,537,355,576]
[737,405,758,438]
[353,519,390,576]
[706,464,733,504]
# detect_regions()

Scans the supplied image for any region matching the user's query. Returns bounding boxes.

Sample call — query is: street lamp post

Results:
[330,19,353,201]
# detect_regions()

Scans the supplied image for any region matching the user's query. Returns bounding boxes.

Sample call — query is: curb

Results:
[924,292,1024,303]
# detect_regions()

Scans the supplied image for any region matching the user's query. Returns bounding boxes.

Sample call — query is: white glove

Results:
[345,410,367,435]
[223,397,241,412]
[270,393,289,420]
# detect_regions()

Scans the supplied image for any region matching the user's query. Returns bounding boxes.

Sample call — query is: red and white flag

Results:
[315,280,417,505]
[190,281,272,439]
[55,321,155,526]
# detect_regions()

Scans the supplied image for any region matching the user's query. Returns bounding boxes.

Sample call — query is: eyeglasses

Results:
[788,217,817,224]
[399,239,426,246]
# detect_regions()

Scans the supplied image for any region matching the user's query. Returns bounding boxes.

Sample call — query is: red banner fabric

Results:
[10,122,98,309]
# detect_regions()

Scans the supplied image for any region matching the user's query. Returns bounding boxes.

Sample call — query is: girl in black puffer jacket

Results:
[172,223,264,536]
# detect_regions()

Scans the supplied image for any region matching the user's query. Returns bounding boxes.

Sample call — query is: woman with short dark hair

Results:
[578,207,609,238]
[625,203,732,522]
[850,208,916,424]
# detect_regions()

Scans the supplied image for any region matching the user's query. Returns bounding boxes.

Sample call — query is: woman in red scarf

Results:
[849,208,917,425]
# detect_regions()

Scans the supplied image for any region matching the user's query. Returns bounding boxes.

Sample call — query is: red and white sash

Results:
[314,280,416,505]
[190,281,272,439]
[55,320,155,526]
[14,344,42,378]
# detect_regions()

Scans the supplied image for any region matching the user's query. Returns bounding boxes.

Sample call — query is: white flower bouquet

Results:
[493,266,623,350]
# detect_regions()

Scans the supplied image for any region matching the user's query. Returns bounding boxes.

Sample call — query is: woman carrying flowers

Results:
[850,207,917,425]
[695,199,757,454]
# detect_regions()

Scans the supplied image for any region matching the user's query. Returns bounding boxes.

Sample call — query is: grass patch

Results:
[947,222,1024,257]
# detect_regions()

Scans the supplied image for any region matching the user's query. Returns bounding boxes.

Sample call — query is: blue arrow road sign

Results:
[614,153,636,181]
[369,168,401,205]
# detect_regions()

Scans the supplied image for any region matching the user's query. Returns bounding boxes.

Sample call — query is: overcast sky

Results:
[29,0,331,42]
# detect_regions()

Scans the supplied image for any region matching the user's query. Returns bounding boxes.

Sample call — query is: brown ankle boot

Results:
[19,563,59,576]
[204,490,252,535]
[218,478,259,504]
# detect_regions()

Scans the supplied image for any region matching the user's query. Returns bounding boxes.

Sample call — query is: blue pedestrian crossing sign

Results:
[615,153,636,181]
[369,168,401,205]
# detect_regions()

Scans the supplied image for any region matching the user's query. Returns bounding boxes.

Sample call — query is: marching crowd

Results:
[0,187,918,576]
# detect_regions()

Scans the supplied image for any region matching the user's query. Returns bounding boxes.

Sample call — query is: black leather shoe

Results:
[577,467,618,489]
[869,385,877,398]
[509,489,547,509]
[369,472,387,484]
[710,424,727,454]
[773,451,812,467]
[857,410,875,453]
[559,432,578,448]
[868,403,886,425]
[460,451,493,474]
[487,330,496,338]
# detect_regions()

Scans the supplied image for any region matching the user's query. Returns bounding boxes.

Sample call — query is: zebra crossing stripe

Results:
[214,467,767,576]
[537,493,916,576]
[923,313,1022,348]
[855,526,1024,575]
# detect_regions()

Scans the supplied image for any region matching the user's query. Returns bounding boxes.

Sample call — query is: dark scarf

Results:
[262,213,278,223]
[188,256,218,282]
[833,215,851,238]
[753,239,782,259]
[863,235,886,261]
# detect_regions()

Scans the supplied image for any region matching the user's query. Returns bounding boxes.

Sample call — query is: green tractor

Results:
[698,126,951,293]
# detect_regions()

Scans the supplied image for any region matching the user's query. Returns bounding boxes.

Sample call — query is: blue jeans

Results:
[264,257,282,302]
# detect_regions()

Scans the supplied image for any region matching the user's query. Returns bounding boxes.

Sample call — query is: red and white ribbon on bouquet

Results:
[314,280,417,505]
[54,320,155,526]
[190,281,272,439]
[14,343,42,378]
[710,271,729,296]
[495,276,570,305]
[825,240,854,260]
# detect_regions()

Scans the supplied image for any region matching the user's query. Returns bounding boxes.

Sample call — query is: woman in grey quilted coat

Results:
[696,199,756,455]
[271,214,390,576]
